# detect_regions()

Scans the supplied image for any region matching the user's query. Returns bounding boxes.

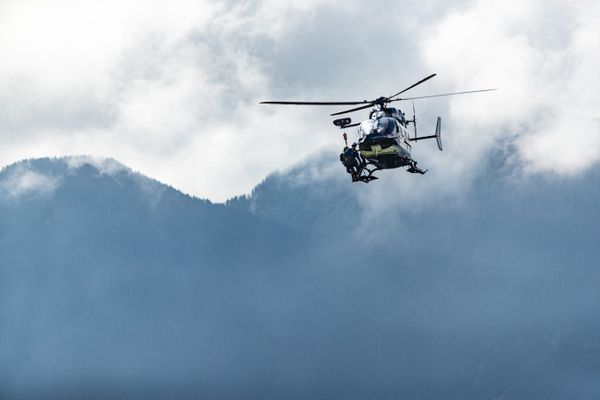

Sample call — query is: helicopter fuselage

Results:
[357,108,413,170]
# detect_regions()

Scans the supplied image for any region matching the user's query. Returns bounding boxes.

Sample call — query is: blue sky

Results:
[0,0,598,201]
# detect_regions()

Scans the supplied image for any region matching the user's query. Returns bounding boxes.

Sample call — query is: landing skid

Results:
[352,160,427,182]
[353,163,380,183]
[407,161,427,174]
[354,174,379,183]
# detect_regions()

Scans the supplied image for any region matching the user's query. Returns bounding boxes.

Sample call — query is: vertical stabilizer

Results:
[435,117,442,151]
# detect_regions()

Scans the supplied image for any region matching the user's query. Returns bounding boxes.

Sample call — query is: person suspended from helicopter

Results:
[339,132,366,181]
[343,142,364,181]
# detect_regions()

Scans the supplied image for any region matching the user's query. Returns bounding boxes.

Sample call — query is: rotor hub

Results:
[373,96,388,106]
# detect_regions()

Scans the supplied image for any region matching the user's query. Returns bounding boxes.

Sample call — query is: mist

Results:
[1,157,599,399]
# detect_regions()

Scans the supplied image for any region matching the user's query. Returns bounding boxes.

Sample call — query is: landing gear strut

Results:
[407,160,427,175]
[348,159,427,182]
[353,163,380,183]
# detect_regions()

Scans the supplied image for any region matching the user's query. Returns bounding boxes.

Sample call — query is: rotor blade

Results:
[387,73,437,100]
[391,88,497,102]
[260,100,368,106]
[330,103,375,116]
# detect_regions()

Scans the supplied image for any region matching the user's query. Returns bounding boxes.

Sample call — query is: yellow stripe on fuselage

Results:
[360,144,401,158]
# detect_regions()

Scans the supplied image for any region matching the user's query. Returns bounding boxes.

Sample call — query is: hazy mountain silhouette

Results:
[227,152,361,233]
[1,156,599,400]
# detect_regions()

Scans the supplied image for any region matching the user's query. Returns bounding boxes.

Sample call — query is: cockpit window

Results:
[358,120,375,138]
[378,118,397,136]
[358,117,397,138]
[358,117,397,139]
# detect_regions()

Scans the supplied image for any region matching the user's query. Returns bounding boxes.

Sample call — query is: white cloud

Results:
[420,0,600,175]
[65,156,127,176]
[0,165,59,199]
[345,0,600,218]
[0,0,598,202]
[0,0,342,201]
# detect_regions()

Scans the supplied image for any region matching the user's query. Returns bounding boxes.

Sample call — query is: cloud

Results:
[0,0,598,202]
[64,156,127,176]
[341,0,600,218]
[0,0,342,201]
[420,0,600,175]
[0,164,59,199]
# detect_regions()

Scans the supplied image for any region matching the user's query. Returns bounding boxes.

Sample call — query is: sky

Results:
[0,0,599,202]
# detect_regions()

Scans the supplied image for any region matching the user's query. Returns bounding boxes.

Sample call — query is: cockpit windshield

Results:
[358,117,397,139]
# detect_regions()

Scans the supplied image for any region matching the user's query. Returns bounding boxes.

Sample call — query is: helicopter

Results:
[261,73,495,182]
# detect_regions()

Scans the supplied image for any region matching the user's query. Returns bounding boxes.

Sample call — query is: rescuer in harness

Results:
[342,142,363,182]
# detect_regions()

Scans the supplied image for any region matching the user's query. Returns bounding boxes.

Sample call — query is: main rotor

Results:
[260,73,496,116]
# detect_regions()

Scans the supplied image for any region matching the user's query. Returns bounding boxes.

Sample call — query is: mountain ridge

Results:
[1,155,600,399]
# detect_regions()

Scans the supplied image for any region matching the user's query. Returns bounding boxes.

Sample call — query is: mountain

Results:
[227,151,361,233]
[1,156,600,400]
